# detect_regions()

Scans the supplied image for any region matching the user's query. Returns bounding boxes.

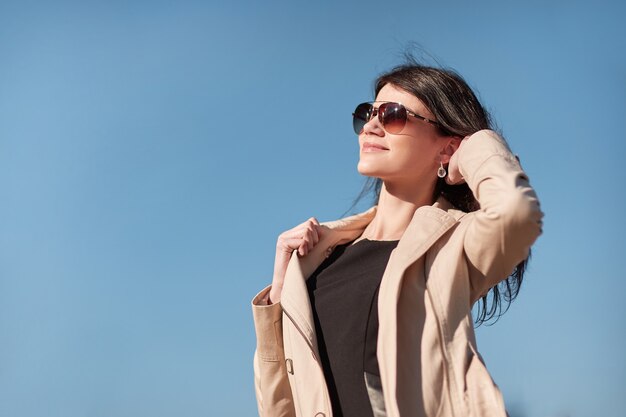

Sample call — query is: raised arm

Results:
[449,129,543,302]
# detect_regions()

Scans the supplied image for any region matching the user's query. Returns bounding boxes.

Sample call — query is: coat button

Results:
[285,358,294,375]
[324,246,334,258]
[314,413,326,417]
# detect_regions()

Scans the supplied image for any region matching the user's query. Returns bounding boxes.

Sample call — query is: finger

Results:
[279,237,306,253]
[316,224,325,240]
[308,229,316,250]
[283,217,320,236]
[282,228,307,239]
[306,224,319,246]
[307,218,321,241]
[301,230,313,252]
[311,218,323,239]
[445,174,465,185]
[312,225,320,244]
[281,230,310,247]
[280,218,322,253]
[298,241,308,256]
[449,178,466,185]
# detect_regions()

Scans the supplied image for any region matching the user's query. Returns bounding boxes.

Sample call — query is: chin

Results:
[357,162,384,178]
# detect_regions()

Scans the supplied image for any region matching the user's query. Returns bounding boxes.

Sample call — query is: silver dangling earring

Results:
[437,161,447,178]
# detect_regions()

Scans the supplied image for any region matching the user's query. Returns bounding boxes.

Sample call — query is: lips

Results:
[362,141,389,151]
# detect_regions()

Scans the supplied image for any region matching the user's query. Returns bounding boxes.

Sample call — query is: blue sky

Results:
[1,1,624,416]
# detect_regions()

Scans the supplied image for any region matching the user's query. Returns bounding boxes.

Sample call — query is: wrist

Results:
[268,287,281,305]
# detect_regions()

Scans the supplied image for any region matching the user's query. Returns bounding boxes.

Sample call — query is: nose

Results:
[361,109,384,136]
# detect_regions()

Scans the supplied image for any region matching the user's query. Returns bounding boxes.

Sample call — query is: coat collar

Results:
[279,197,466,358]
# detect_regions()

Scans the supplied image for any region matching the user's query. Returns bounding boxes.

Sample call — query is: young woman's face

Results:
[357,84,450,187]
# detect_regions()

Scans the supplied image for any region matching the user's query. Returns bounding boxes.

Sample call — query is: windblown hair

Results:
[352,61,528,326]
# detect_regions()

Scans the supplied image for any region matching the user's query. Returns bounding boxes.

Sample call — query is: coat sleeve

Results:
[456,130,544,303]
[252,285,296,417]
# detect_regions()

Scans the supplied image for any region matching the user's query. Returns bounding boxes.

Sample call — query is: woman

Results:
[251,63,543,417]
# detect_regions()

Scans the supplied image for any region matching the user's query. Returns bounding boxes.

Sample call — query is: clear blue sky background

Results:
[1,1,624,416]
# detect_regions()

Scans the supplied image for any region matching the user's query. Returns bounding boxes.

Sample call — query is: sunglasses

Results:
[352,101,442,135]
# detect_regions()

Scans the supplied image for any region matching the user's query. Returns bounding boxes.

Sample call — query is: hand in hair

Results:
[446,136,470,185]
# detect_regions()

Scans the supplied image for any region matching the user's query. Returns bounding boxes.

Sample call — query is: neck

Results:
[361,179,437,241]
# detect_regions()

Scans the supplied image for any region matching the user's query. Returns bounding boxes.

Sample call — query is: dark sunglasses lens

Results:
[352,103,372,134]
[380,103,407,133]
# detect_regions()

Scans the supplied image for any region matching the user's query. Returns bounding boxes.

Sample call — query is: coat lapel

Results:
[377,202,464,417]
[279,207,376,357]
[279,200,465,362]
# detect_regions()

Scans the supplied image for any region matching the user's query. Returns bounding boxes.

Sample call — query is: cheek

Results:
[391,141,437,167]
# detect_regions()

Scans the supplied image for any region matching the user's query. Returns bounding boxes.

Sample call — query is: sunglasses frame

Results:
[352,101,442,134]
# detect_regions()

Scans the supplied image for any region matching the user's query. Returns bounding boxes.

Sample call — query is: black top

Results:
[306,238,399,417]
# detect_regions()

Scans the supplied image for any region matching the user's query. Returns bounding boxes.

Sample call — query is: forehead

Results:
[375,84,432,117]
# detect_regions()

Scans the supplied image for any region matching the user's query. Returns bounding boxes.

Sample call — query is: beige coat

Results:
[251,130,543,417]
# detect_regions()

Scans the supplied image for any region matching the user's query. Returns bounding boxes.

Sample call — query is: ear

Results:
[438,137,462,164]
